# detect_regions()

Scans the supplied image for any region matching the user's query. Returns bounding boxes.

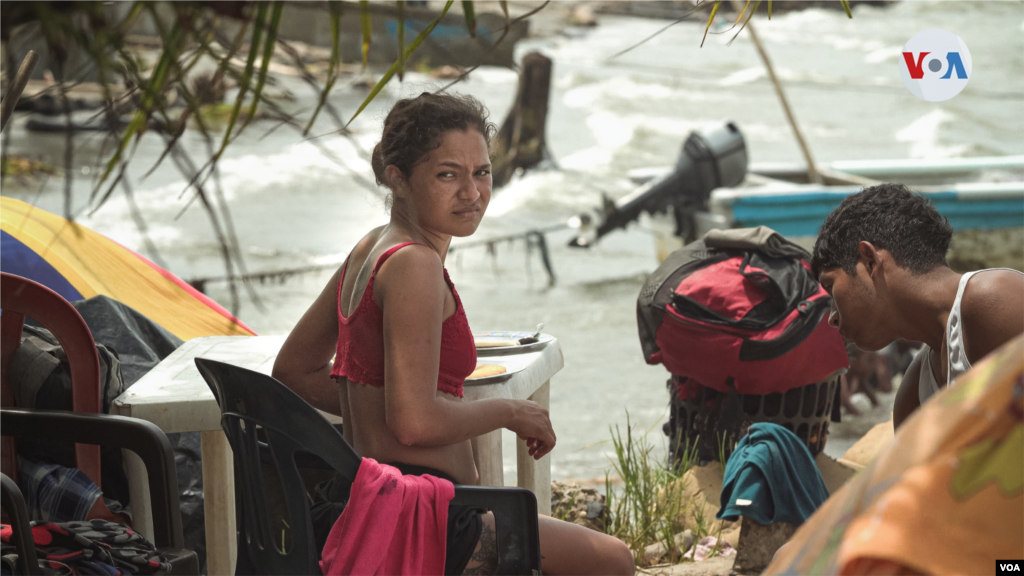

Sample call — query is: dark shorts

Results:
[310,462,486,575]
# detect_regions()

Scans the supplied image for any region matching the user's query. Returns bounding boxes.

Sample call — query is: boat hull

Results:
[647,180,1024,271]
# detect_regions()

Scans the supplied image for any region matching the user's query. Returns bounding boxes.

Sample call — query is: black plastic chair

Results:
[194,357,543,575]
[0,408,200,575]
[1,472,40,575]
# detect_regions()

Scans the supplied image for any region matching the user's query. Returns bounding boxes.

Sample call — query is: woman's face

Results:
[394,129,491,238]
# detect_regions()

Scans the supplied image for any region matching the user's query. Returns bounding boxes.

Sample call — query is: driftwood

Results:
[492,51,551,187]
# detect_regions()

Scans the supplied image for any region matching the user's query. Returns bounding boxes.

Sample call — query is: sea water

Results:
[3,1,1022,485]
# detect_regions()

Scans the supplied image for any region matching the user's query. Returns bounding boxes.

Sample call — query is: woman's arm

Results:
[272,267,344,415]
[377,246,555,458]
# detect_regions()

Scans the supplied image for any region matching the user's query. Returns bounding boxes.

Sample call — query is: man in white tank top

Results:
[810,184,1024,430]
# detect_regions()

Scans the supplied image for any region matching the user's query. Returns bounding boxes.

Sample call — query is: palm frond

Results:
[359,0,372,70]
[243,1,284,130]
[396,1,407,81]
[346,0,455,127]
[702,2,721,47]
[462,1,477,38]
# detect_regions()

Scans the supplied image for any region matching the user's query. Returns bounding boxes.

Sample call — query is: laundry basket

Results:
[663,372,841,467]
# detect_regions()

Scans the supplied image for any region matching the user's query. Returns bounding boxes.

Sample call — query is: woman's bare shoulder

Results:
[376,242,442,279]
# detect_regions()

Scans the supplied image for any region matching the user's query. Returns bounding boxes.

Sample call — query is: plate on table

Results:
[465,362,525,385]
[474,331,554,356]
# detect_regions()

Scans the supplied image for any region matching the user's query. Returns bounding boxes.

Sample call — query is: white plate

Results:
[465,362,525,385]
[474,331,554,356]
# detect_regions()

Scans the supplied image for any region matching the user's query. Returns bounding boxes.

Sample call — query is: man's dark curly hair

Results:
[811,183,953,278]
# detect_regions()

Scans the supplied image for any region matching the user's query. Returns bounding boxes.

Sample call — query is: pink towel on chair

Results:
[319,458,455,576]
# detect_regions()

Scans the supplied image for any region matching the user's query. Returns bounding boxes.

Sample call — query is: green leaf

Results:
[346,0,455,127]
[328,1,343,73]
[303,0,348,134]
[98,4,185,185]
[731,0,751,27]
[359,0,372,70]
[243,1,284,129]
[839,0,853,18]
[217,1,268,156]
[729,0,761,44]
[397,1,406,81]
[701,2,721,48]
[462,1,477,38]
[767,0,772,19]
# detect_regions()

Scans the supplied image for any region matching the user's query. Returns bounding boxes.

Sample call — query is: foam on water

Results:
[895,110,969,159]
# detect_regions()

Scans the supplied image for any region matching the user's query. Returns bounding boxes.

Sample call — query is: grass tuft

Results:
[604,413,709,566]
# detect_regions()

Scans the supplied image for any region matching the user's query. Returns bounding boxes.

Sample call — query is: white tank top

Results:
[918,268,1024,404]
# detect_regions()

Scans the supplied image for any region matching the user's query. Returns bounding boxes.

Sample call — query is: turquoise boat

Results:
[626,155,1024,268]
[712,181,1024,238]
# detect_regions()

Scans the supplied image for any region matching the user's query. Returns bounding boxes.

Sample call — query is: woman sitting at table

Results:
[273,92,634,576]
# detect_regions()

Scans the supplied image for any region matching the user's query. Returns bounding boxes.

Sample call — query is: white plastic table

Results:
[111,335,562,575]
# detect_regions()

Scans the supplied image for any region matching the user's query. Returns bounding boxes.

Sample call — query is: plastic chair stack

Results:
[0,272,103,489]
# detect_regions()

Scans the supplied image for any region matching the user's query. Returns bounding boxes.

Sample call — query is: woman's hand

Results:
[508,399,556,459]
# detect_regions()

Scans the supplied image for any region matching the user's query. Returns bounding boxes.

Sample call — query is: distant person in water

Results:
[810,183,1024,430]
[273,92,634,575]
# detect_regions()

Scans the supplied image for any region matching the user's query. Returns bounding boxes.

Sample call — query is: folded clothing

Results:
[718,422,830,525]
[316,460,484,576]
[19,457,102,523]
[1,519,170,575]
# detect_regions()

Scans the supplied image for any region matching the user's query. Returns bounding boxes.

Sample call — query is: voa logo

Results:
[900,29,972,102]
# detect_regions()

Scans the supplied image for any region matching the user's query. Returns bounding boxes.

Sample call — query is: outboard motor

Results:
[569,122,747,247]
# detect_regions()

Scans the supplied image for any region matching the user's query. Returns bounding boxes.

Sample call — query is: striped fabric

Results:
[0,197,254,341]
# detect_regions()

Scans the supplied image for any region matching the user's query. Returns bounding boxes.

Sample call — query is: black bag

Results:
[8,324,131,508]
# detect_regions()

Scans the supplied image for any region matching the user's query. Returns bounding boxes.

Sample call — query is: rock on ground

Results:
[841,420,894,467]
[815,452,861,495]
[550,480,606,532]
[732,520,798,574]
[638,556,736,576]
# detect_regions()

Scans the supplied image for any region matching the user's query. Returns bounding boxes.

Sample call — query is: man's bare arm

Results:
[960,270,1024,364]
[893,349,923,430]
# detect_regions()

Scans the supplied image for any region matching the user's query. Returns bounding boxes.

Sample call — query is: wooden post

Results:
[492,52,551,187]
[1,50,39,133]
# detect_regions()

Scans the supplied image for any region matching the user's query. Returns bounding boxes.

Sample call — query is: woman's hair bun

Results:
[371,142,386,185]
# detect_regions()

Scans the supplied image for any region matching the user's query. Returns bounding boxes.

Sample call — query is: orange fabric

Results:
[766,335,1024,576]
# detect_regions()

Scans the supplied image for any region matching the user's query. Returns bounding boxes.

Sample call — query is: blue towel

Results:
[717,423,830,525]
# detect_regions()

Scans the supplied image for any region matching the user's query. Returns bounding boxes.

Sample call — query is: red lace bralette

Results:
[329,242,476,397]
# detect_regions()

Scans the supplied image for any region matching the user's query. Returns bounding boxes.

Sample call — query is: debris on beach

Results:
[0,156,59,182]
[430,65,466,80]
[684,536,736,562]
[567,6,598,27]
[643,530,693,565]
[551,480,607,532]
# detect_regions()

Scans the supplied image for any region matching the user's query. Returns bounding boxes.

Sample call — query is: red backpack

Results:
[638,227,847,397]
